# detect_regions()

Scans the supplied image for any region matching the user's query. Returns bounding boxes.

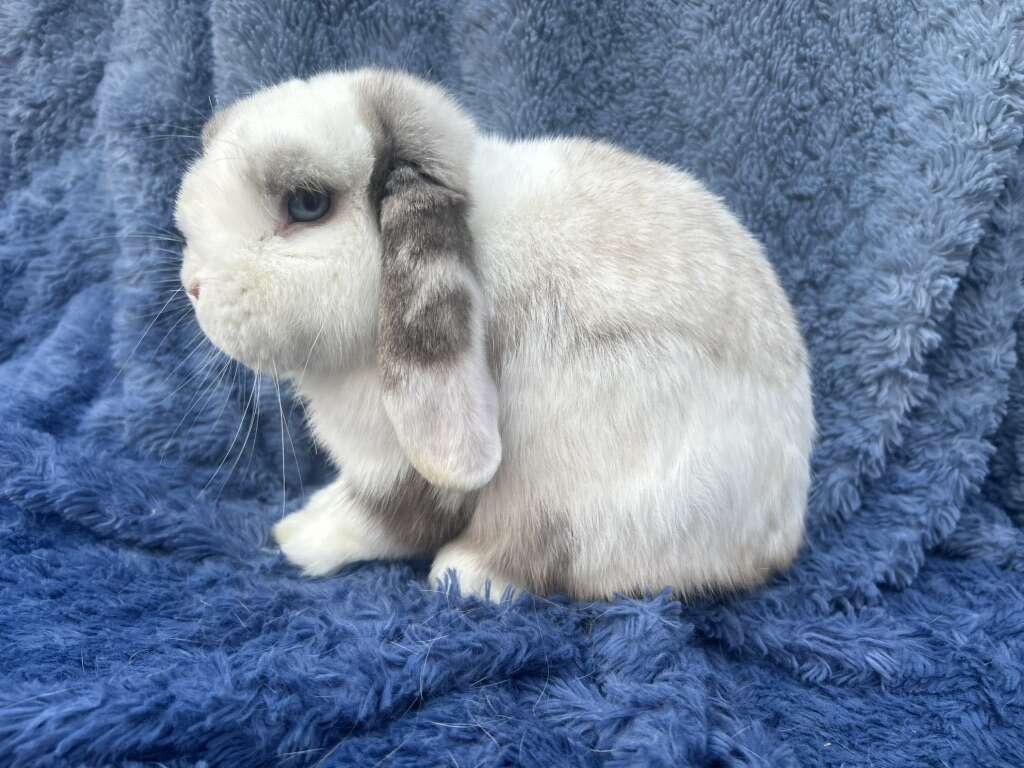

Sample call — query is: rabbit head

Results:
[174,70,501,491]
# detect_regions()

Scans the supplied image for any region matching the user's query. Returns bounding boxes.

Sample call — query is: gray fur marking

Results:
[258,148,337,197]
[378,177,475,373]
[348,472,471,553]
[473,508,574,595]
[356,76,479,384]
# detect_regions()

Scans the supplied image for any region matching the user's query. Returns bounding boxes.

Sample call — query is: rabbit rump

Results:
[175,69,815,601]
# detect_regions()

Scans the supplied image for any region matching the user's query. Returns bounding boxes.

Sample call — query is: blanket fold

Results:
[2,1,1023,764]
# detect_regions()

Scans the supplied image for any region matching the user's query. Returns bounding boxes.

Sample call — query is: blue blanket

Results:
[3,1,1024,764]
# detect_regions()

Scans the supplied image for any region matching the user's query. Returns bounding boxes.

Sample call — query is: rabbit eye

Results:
[286,189,331,223]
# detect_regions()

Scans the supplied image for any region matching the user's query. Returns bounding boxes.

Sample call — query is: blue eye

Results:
[286,189,331,222]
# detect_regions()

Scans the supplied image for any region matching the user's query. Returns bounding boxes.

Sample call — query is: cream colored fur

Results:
[175,70,815,601]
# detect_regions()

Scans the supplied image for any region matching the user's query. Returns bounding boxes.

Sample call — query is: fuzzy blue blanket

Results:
[3,1,1024,765]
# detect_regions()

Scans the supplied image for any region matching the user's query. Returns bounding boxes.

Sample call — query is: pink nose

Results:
[187,279,200,300]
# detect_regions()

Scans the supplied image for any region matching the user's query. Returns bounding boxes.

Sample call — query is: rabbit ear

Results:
[358,72,501,491]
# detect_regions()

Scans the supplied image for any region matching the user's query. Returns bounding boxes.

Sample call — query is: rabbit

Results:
[174,68,815,601]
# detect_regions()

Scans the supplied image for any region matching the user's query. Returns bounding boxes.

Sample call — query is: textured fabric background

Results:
[2,1,1024,765]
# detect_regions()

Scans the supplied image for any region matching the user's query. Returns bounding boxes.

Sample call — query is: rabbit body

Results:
[176,70,814,600]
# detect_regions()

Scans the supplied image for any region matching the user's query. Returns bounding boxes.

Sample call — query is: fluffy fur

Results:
[2,0,1024,765]
[175,69,815,600]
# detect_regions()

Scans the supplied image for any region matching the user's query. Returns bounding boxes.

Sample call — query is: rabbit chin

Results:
[192,302,285,374]
[189,279,329,376]
[190,276,374,382]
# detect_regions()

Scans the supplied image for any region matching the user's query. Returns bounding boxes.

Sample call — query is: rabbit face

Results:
[175,77,380,375]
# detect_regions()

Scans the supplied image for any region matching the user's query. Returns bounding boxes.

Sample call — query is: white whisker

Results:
[272,362,290,519]
[202,364,259,495]
[112,287,185,384]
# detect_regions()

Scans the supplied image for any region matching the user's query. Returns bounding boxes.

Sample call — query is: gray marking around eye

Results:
[257,148,337,198]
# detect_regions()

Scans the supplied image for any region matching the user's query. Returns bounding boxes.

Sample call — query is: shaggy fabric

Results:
[2,1,1023,765]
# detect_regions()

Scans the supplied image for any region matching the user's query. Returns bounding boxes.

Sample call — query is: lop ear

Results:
[357,71,501,492]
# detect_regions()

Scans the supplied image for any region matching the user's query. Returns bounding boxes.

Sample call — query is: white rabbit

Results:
[175,69,815,600]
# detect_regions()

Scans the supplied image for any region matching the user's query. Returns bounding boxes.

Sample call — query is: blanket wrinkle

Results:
[2,0,1024,765]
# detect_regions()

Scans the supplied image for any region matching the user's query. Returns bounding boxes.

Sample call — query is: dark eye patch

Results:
[286,189,331,223]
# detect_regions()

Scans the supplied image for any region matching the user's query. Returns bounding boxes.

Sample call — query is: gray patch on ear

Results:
[377,170,476,374]
[356,70,473,217]
[356,74,480,379]
[361,102,395,222]
[348,471,471,553]
[380,167,472,264]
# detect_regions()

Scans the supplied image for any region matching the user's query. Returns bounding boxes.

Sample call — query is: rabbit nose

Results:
[187,279,200,300]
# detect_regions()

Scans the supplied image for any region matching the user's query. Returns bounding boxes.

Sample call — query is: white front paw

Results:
[273,504,370,577]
